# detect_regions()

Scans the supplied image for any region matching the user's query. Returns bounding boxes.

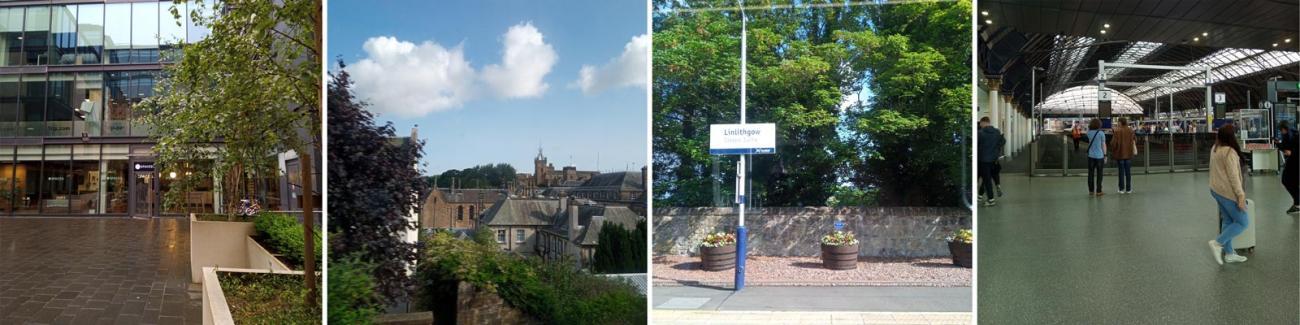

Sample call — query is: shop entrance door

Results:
[129,161,159,218]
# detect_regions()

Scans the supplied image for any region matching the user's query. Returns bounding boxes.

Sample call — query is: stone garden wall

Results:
[455,281,541,324]
[653,206,970,257]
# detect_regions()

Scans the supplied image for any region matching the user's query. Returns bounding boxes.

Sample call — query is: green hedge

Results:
[417,230,646,324]
[254,213,323,269]
[219,271,321,325]
[328,255,380,325]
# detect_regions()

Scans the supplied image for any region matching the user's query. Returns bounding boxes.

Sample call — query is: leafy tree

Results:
[652,0,969,207]
[138,0,322,303]
[328,62,427,304]
[328,255,380,325]
[593,220,647,274]
[428,163,518,189]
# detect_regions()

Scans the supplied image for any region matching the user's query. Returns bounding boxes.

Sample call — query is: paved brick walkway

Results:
[0,217,200,324]
[653,310,971,324]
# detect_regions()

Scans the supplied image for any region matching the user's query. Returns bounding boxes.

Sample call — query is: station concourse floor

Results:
[978,172,1299,324]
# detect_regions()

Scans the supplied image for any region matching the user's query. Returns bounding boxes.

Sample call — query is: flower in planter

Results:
[946,228,973,244]
[821,230,859,246]
[700,232,737,248]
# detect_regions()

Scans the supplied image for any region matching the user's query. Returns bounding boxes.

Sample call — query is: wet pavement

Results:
[0,217,200,324]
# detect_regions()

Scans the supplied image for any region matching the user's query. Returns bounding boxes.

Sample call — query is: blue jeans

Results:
[1117,159,1132,192]
[1211,191,1248,254]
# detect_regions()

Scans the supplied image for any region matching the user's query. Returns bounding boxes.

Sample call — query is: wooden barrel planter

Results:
[820,243,859,270]
[699,245,736,271]
[949,241,972,268]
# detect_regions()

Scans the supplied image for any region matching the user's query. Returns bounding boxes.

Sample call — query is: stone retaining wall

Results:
[456,281,541,324]
[653,207,970,257]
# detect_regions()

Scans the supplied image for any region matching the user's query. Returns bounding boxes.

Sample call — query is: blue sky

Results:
[329,0,649,176]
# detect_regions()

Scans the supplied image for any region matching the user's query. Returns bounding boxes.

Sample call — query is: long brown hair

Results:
[1217,124,1242,155]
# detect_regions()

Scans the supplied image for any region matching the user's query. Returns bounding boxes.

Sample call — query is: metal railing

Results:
[1029,132,1216,176]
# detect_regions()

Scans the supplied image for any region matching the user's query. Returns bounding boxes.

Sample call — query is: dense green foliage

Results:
[652,0,970,207]
[428,163,518,189]
[328,255,380,325]
[219,272,321,325]
[417,231,646,324]
[254,213,322,269]
[329,63,426,303]
[593,221,648,274]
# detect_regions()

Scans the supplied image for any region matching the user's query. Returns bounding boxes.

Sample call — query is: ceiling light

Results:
[1193,37,1199,41]
[1100,30,1107,34]
[1273,43,1279,47]
[1202,32,1208,36]
[981,11,988,16]
[1287,38,1293,43]
[985,19,992,24]
[1103,23,1110,28]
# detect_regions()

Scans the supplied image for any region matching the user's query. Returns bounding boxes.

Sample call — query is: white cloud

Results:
[574,34,649,95]
[349,36,477,117]
[481,22,558,98]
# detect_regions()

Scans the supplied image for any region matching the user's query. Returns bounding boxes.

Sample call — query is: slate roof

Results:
[436,188,507,203]
[480,198,558,226]
[576,171,643,191]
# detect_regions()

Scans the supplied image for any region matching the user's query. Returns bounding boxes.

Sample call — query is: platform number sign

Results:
[834,220,844,231]
[1098,88,1112,101]
[1214,92,1226,104]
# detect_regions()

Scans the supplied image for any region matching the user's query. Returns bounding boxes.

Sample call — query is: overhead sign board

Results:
[710,123,776,155]
[1214,92,1226,104]
[1097,88,1112,102]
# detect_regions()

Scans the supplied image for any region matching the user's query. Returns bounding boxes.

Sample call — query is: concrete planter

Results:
[190,214,255,284]
[699,245,736,271]
[820,243,859,270]
[948,241,972,268]
[201,267,306,325]
[246,236,293,272]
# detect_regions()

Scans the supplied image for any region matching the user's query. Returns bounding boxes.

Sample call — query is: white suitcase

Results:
[1220,198,1256,253]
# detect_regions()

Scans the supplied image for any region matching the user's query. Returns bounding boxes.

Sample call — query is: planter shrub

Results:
[219,271,321,324]
[820,230,859,270]
[254,213,323,269]
[947,228,973,268]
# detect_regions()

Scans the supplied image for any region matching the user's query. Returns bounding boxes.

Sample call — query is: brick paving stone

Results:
[0,218,200,324]
[653,255,971,287]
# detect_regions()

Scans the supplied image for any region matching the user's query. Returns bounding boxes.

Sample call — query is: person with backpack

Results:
[1082,118,1107,196]
[1112,118,1137,193]
[1208,124,1249,264]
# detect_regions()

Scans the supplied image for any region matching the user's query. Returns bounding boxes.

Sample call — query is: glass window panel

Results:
[20,74,44,137]
[45,73,73,137]
[131,2,158,63]
[73,72,101,137]
[0,75,16,137]
[185,0,212,42]
[71,144,97,214]
[23,6,50,65]
[42,145,69,214]
[103,71,128,135]
[104,158,126,213]
[50,5,75,65]
[14,145,38,214]
[103,3,129,64]
[129,71,154,136]
[75,4,102,64]
[159,2,184,62]
[0,146,13,214]
[0,8,22,66]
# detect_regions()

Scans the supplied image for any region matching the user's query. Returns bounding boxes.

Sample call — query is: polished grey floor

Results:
[0,218,200,324]
[979,173,1299,323]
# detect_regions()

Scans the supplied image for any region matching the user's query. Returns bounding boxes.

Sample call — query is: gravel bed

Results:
[652,255,971,287]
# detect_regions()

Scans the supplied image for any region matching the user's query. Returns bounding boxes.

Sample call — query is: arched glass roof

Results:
[1037,85,1143,115]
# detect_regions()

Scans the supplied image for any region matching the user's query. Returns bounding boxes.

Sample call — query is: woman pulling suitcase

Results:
[1208,124,1249,265]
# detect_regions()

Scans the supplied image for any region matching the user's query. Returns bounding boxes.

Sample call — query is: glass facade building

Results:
[0,1,268,217]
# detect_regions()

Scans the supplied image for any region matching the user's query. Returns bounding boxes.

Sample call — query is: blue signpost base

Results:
[735,226,747,291]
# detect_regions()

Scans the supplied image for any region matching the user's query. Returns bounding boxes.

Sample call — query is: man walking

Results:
[1279,123,1298,213]
[979,117,1006,206]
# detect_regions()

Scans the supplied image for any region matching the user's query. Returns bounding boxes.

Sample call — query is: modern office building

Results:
[0,1,298,217]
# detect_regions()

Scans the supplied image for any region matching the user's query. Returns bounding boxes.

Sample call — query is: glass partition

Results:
[130,2,158,64]
[19,74,43,137]
[73,72,101,136]
[23,6,49,66]
[159,2,184,62]
[103,3,129,64]
[45,73,73,137]
[0,75,17,137]
[0,146,13,214]
[71,144,97,214]
[75,4,102,64]
[49,5,75,65]
[103,71,129,135]
[13,145,37,213]
[41,145,69,214]
[103,144,127,213]
[0,8,21,66]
